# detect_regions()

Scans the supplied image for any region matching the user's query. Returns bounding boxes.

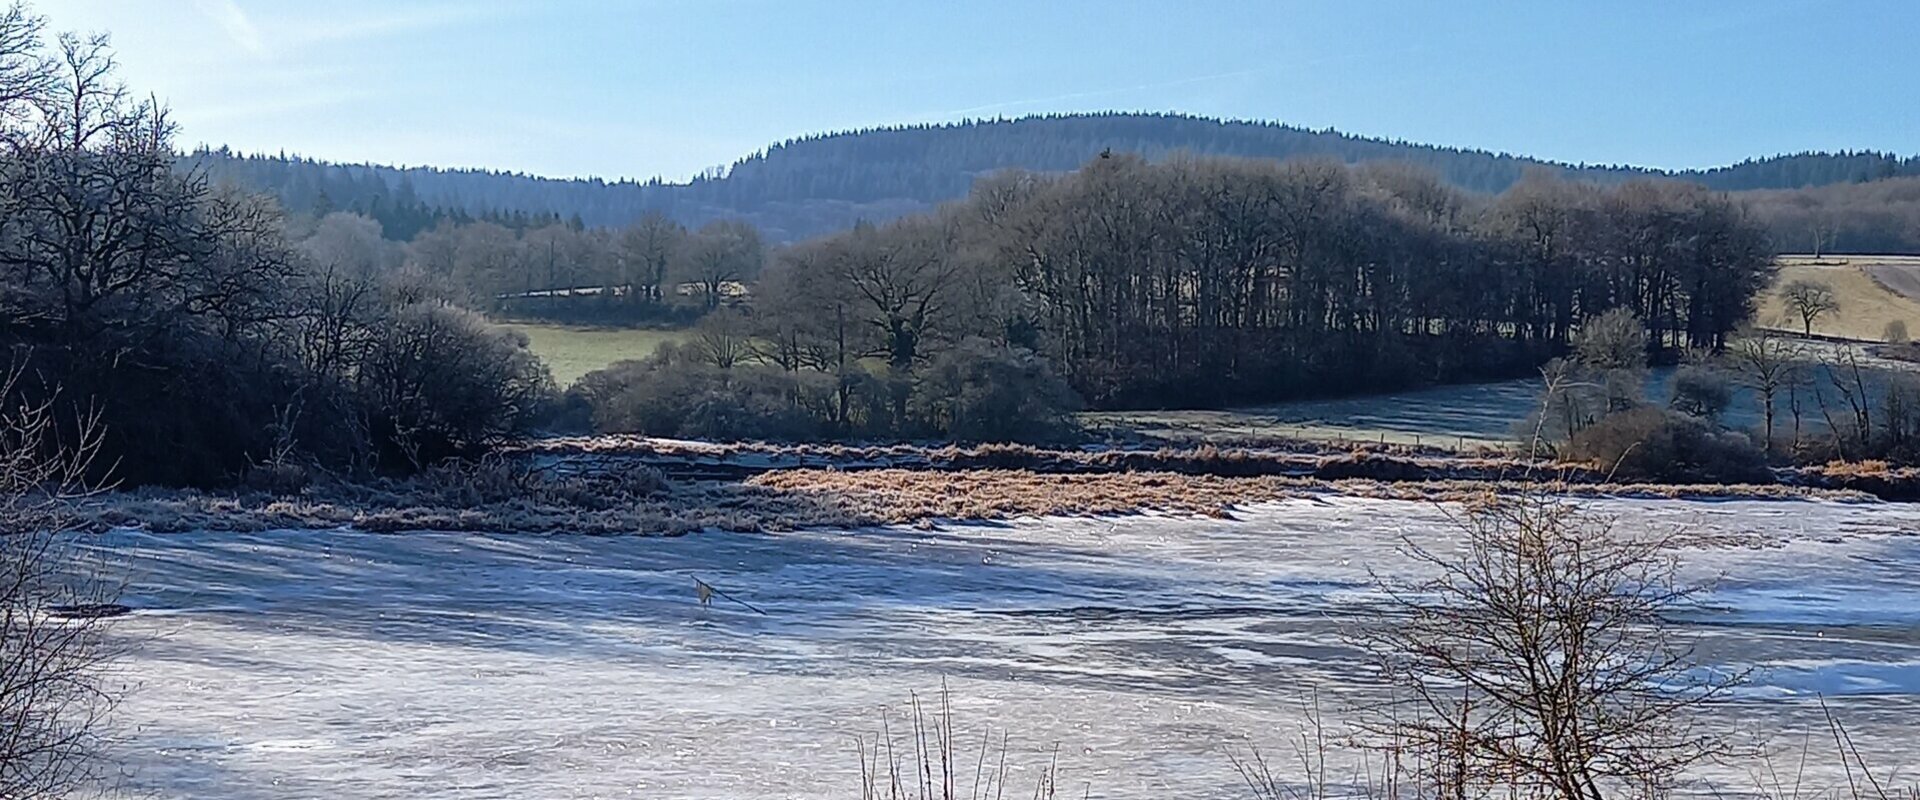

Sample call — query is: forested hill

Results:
[189,112,1920,243]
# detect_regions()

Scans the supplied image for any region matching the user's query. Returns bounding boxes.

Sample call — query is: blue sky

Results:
[40,1,1920,181]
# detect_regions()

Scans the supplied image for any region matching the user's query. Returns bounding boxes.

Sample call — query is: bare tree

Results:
[1,364,116,798]
[832,217,960,372]
[692,307,753,370]
[1573,308,1650,413]
[1728,329,1806,453]
[1354,496,1742,800]
[678,219,763,310]
[1811,346,1876,461]
[615,211,685,303]
[1806,210,1837,259]
[1779,280,1839,338]
[300,212,399,280]
[0,3,53,147]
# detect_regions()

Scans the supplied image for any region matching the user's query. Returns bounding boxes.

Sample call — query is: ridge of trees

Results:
[569,154,1775,444]
[186,112,1920,247]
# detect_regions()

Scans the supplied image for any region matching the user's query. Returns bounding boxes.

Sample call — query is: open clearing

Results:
[1759,255,1920,341]
[498,322,691,386]
[1861,256,1920,305]
[91,497,1920,798]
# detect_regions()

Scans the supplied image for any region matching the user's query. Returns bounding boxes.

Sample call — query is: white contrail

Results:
[192,0,267,57]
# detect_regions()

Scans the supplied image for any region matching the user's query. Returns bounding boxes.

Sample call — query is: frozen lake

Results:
[85,496,1920,798]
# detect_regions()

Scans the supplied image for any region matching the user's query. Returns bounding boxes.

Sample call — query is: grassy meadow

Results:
[1758,255,1920,341]
[500,322,692,386]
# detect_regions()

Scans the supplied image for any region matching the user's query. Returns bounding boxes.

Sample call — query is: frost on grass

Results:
[76,456,1875,536]
[62,436,1888,537]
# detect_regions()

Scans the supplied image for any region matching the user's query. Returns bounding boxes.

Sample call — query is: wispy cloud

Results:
[191,0,267,57]
[282,3,518,48]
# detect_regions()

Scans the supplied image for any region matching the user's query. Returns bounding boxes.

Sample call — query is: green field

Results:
[500,322,692,386]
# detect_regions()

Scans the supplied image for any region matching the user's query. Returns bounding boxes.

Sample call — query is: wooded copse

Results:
[0,15,552,486]
[565,152,1778,445]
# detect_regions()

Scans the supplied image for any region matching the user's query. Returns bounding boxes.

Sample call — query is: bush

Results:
[575,345,841,441]
[1,368,117,797]
[1563,407,1770,483]
[911,338,1082,443]
[1886,319,1911,344]
[1355,496,1740,798]
[1668,364,1733,420]
[357,303,555,467]
[1573,307,1648,371]
[577,339,1084,444]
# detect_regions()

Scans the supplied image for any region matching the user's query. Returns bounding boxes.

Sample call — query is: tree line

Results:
[569,154,1775,443]
[0,15,551,486]
[991,156,1775,407]
[286,206,770,328]
[191,112,1920,248]
[1742,175,1920,255]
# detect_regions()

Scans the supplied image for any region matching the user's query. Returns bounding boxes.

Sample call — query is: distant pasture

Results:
[500,322,692,387]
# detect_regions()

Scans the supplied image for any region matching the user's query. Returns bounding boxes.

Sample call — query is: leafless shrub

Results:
[1231,692,1349,800]
[1562,407,1771,484]
[1351,494,1744,800]
[854,685,1063,800]
[1,365,118,798]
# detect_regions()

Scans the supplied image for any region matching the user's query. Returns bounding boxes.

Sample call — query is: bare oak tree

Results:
[1779,279,1839,338]
[615,210,685,303]
[692,307,753,370]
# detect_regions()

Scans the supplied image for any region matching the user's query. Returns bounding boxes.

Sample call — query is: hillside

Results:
[1757,255,1920,341]
[191,111,1920,244]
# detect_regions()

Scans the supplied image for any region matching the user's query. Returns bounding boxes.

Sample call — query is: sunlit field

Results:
[499,322,693,386]
[1758,255,1920,341]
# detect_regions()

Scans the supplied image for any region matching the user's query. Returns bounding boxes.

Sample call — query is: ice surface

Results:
[79,496,1920,798]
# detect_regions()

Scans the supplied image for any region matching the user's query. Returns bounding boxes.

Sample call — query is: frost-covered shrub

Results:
[357,304,556,466]
[575,344,837,441]
[1668,364,1733,421]
[1564,407,1769,484]
[909,338,1081,443]
[399,455,665,510]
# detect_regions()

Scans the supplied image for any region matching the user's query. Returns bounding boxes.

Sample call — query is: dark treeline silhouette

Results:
[0,14,552,487]
[572,155,1774,442]
[872,155,1773,408]
[188,112,1920,246]
[182,147,588,240]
